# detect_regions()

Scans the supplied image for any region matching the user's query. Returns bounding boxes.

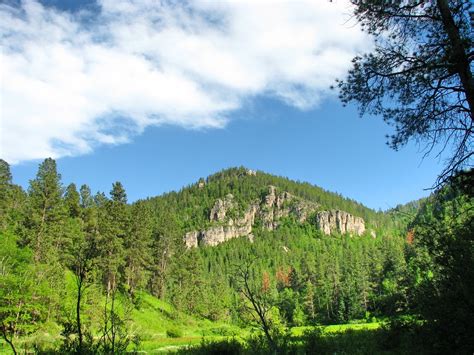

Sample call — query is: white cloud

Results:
[0,0,369,163]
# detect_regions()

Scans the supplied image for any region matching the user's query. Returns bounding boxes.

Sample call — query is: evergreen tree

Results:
[338,0,474,183]
[302,280,316,323]
[123,201,153,295]
[410,170,474,352]
[168,249,205,314]
[64,183,81,219]
[94,183,131,354]
[0,160,26,232]
[26,158,67,264]
[149,209,181,299]
[96,182,129,294]
[63,183,99,352]
[79,184,94,209]
[0,160,12,228]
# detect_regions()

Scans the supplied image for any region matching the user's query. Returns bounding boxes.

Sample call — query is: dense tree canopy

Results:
[0,159,472,353]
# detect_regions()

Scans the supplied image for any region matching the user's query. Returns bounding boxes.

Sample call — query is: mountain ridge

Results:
[184,184,369,248]
[142,167,394,246]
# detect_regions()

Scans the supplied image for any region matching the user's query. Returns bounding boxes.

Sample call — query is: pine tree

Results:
[63,183,99,352]
[94,183,130,353]
[149,209,180,299]
[26,158,67,264]
[123,201,153,295]
[96,182,129,294]
[0,160,15,231]
[168,249,205,314]
[303,280,316,323]
[79,184,94,209]
[0,160,12,224]
[338,0,474,183]
[64,183,81,219]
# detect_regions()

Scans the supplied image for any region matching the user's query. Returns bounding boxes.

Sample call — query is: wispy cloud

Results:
[0,0,369,163]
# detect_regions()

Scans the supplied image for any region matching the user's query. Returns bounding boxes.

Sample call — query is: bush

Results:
[380,317,426,353]
[166,327,183,338]
[177,338,243,354]
[201,326,237,336]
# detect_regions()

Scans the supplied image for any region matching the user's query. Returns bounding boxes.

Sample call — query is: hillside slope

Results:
[132,167,411,325]
[144,167,393,246]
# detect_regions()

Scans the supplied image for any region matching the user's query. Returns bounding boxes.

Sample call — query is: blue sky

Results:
[11,96,443,210]
[2,0,445,210]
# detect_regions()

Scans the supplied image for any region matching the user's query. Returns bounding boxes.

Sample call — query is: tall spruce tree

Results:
[96,182,129,294]
[0,160,13,231]
[64,183,81,219]
[63,183,99,352]
[26,158,67,264]
[149,209,180,299]
[95,183,130,353]
[123,201,153,295]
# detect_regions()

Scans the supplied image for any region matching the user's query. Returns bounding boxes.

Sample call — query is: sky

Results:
[1,0,446,210]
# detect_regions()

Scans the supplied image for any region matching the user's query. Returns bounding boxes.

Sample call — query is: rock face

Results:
[258,186,315,230]
[184,231,200,248]
[183,186,367,247]
[315,210,365,236]
[200,204,257,246]
[209,194,235,222]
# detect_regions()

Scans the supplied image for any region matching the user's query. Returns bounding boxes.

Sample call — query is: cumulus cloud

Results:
[0,0,369,163]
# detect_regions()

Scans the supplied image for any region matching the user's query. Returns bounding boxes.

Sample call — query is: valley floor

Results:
[0,291,388,354]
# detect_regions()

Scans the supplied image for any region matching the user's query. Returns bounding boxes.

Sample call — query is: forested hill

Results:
[1,158,432,353]
[143,166,392,235]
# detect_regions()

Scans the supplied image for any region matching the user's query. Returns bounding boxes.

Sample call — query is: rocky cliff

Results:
[315,210,365,236]
[184,185,366,247]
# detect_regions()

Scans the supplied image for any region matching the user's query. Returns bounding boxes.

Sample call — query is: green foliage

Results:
[177,337,243,355]
[408,170,474,353]
[147,167,390,233]
[178,323,425,355]
[0,232,39,354]
[25,158,68,264]
[3,159,455,354]
[123,201,153,295]
[166,327,184,338]
[338,0,474,183]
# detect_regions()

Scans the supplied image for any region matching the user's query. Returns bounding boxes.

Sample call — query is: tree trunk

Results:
[76,270,83,352]
[0,323,17,355]
[110,274,116,354]
[35,204,47,263]
[437,0,474,119]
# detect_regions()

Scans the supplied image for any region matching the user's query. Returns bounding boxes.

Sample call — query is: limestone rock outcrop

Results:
[258,186,316,230]
[315,210,365,236]
[210,194,235,222]
[184,231,200,248]
[200,204,257,246]
[183,186,367,247]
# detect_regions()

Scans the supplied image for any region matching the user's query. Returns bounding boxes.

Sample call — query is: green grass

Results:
[291,322,381,337]
[0,321,404,355]
[131,292,245,352]
[0,290,244,354]
[0,287,388,355]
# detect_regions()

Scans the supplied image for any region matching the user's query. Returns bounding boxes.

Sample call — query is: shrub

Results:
[201,326,237,336]
[166,327,183,338]
[177,338,243,355]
